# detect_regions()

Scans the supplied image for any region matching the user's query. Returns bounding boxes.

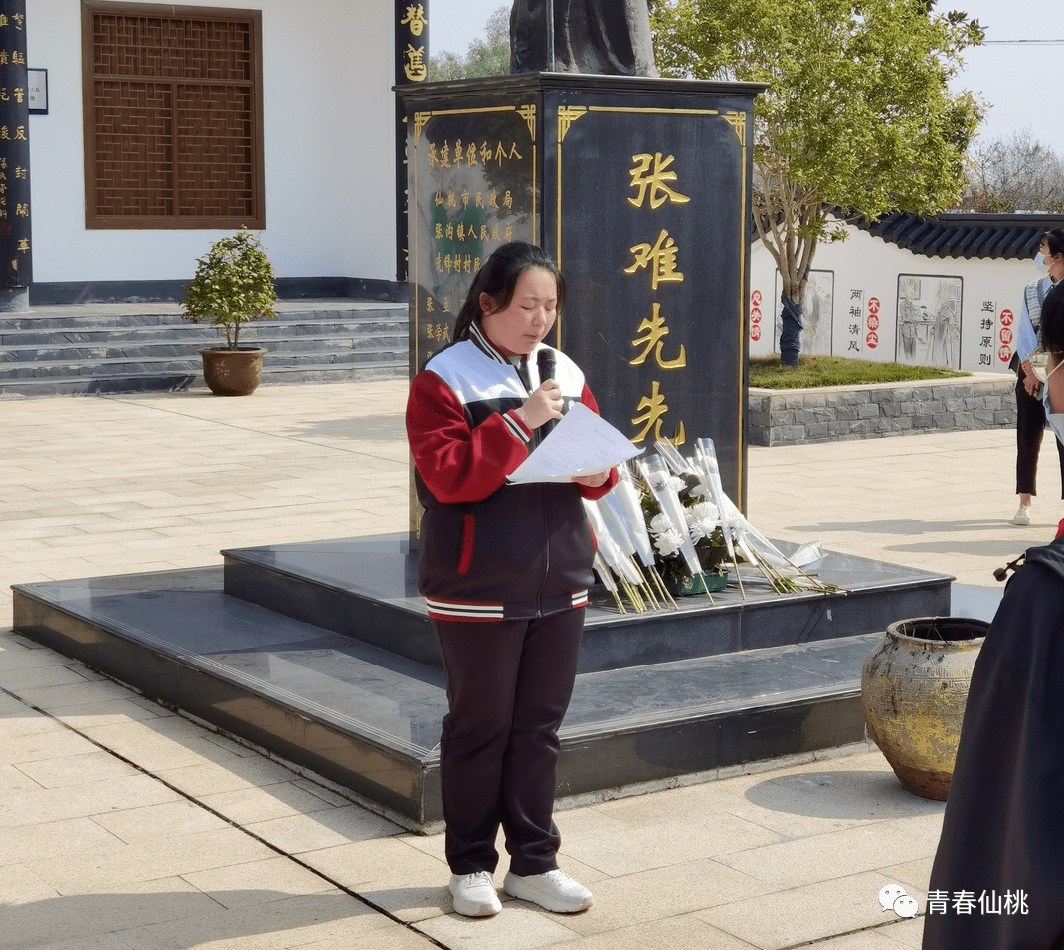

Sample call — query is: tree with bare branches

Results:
[956,129,1064,213]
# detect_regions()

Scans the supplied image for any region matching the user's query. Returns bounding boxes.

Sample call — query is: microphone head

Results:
[537,348,556,383]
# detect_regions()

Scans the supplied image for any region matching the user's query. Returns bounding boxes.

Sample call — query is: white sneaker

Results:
[503,868,593,913]
[449,871,501,917]
[1013,504,1031,526]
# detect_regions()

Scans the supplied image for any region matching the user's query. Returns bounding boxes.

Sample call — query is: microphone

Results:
[537,348,558,437]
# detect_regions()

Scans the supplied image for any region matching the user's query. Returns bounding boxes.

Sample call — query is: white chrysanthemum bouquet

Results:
[583,438,840,613]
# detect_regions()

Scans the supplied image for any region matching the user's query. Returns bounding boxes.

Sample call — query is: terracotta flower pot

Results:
[861,616,987,800]
[200,347,267,396]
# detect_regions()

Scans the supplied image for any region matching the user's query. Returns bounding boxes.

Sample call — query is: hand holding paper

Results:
[507,403,643,484]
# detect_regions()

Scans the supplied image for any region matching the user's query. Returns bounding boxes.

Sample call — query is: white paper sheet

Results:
[507,403,643,484]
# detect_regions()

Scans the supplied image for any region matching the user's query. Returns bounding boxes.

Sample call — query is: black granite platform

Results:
[223,535,952,673]
[12,535,954,831]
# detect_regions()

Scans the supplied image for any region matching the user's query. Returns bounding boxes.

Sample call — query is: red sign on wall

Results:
[999,308,1015,364]
[866,296,880,350]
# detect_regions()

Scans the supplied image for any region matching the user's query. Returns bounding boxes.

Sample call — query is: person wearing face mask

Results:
[1010,229,1064,526]
[406,243,617,918]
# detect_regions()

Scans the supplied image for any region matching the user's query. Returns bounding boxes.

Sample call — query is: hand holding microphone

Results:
[520,379,564,430]
[535,349,562,436]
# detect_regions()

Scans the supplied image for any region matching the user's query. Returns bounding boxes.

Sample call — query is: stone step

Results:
[12,562,887,832]
[0,301,405,330]
[0,320,409,347]
[221,536,952,673]
[0,336,409,365]
[0,300,410,395]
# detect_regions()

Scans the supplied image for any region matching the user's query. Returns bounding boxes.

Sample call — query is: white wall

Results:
[748,221,1043,375]
[26,0,397,284]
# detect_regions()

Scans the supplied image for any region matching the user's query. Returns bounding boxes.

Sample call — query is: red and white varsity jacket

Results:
[406,321,617,622]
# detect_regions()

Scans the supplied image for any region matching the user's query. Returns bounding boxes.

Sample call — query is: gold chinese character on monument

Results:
[404,44,427,82]
[401,5,427,36]
[630,303,687,369]
[628,153,690,210]
[631,381,686,445]
[625,229,684,290]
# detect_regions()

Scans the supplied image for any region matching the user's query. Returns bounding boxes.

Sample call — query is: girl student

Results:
[406,242,617,917]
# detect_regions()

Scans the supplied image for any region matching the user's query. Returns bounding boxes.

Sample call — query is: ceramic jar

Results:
[861,616,988,801]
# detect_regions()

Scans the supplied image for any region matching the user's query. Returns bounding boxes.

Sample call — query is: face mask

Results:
[1035,252,1049,273]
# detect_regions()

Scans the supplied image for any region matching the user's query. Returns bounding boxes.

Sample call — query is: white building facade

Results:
[26,0,402,299]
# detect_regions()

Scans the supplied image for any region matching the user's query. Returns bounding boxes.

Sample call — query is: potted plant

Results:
[181,229,278,396]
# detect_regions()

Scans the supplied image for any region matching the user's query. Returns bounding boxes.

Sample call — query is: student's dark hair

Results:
[452,242,566,342]
[1041,281,1064,356]
[1043,229,1064,259]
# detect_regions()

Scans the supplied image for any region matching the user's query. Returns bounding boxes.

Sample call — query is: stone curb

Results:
[748,373,1016,447]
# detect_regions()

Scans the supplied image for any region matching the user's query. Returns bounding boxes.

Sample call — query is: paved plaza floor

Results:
[2,379,1056,949]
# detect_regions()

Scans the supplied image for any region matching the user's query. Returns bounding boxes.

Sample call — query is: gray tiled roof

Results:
[857,212,1064,260]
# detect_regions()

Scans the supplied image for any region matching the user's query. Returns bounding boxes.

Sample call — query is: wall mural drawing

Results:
[895,274,962,369]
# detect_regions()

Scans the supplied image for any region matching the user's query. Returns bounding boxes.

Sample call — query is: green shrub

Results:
[181,230,278,349]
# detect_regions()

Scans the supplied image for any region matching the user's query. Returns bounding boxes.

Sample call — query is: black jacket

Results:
[923,536,1064,949]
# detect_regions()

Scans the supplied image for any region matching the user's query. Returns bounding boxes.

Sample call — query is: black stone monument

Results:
[397,73,764,540]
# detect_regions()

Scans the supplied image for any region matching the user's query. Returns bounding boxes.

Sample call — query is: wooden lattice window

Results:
[82,2,265,229]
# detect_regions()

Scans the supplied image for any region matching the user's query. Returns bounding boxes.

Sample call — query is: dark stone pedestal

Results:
[14,535,952,832]
[397,73,765,532]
